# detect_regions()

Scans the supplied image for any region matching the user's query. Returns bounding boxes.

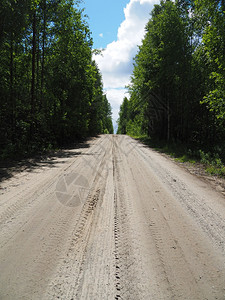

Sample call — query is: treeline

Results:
[0,0,113,158]
[117,0,225,155]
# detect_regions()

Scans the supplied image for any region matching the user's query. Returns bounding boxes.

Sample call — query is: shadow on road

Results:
[0,137,97,183]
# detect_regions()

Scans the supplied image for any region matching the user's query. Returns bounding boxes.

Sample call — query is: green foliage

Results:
[195,0,225,119]
[199,150,225,177]
[0,0,113,158]
[118,0,225,160]
[88,63,113,136]
[117,97,129,134]
[126,120,141,138]
[127,0,195,142]
[135,136,225,178]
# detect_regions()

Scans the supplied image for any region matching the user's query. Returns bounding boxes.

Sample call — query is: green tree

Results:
[117,97,130,134]
[195,0,225,120]
[128,0,193,141]
[0,0,113,158]
[118,0,225,153]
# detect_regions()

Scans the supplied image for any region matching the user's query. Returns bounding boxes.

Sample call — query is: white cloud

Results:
[94,0,160,130]
[99,33,103,38]
[106,88,128,122]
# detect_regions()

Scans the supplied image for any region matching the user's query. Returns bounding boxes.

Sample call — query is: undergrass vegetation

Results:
[132,135,225,178]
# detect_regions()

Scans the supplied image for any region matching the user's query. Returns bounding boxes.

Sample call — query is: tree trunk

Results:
[167,98,170,141]
[31,9,36,117]
[41,0,46,109]
[30,9,36,140]
[10,32,15,141]
[10,34,14,109]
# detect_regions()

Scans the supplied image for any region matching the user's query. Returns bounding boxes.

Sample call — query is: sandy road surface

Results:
[0,135,225,300]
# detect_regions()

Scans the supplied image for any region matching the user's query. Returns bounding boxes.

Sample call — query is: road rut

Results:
[0,135,225,299]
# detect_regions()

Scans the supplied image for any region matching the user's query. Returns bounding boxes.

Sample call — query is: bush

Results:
[199,150,225,177]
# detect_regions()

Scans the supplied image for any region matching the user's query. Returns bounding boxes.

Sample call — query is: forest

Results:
[0,0,113,159]
[117,0,225,168]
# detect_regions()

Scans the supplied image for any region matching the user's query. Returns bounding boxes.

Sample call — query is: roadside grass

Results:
[199,150,225,177]
[131,135,225,178]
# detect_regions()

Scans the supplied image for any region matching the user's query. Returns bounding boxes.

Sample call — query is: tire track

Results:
[1,135,225,299]
[113,136,142,300]
[44,135,114,299]
[133,138,225,254]
[0,136,111,299]
[122,135,225,300]
[0,136,107,247]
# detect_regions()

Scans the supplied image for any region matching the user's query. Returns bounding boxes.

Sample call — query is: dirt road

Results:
[0,135,225,299]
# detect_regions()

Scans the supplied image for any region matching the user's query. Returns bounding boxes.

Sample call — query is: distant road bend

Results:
[1,135,225,299]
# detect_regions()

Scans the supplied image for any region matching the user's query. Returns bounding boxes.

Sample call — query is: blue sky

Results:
[82,0,129,49]
[81,0,160,130]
